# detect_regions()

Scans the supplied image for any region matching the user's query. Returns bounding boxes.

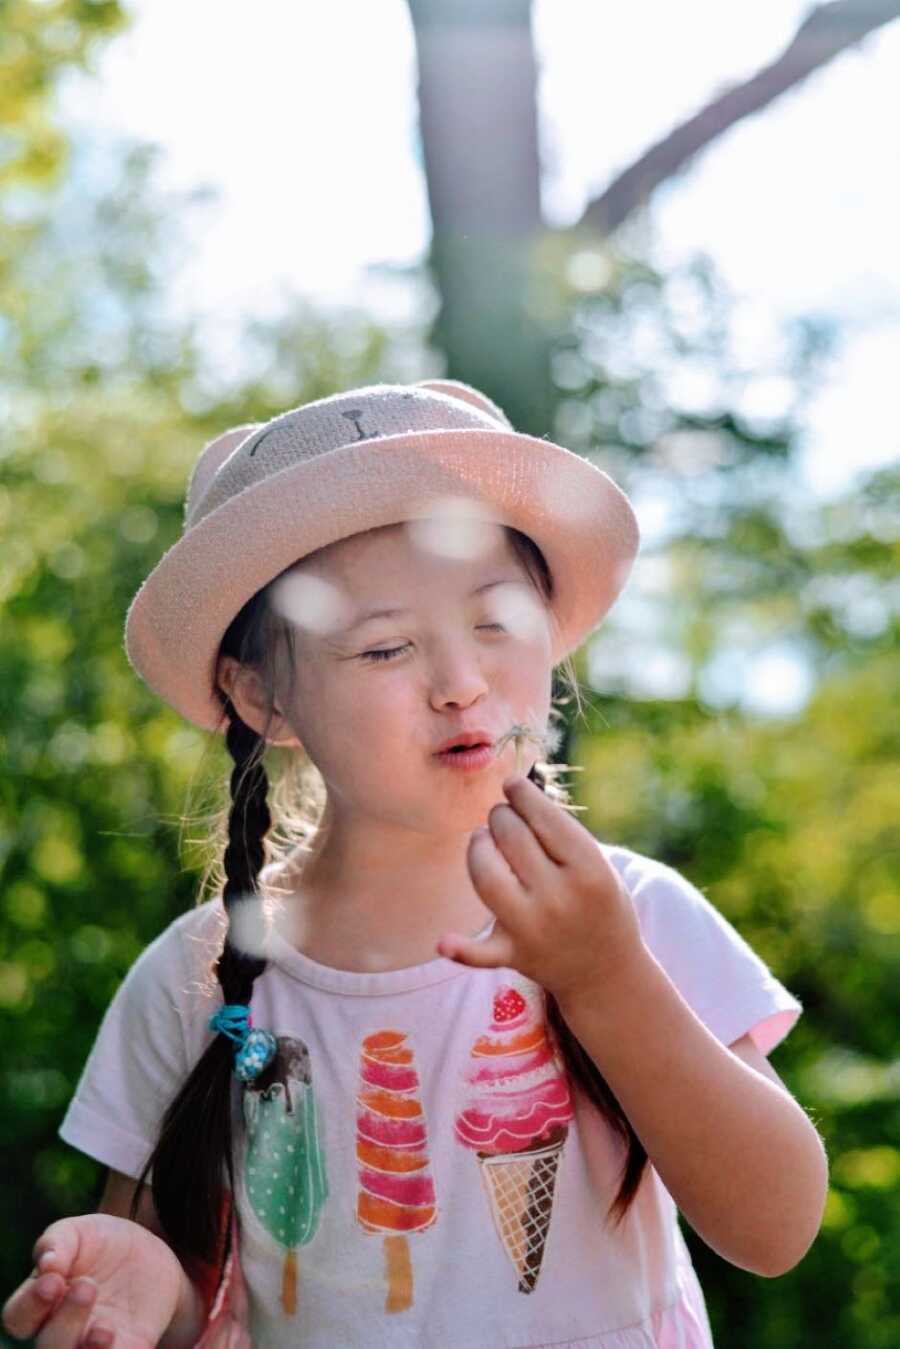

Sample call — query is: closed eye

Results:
[360,624,506,663]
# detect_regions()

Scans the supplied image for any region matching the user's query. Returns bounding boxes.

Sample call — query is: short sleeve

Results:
[607,845,803,1056]
[58,905,222,1180]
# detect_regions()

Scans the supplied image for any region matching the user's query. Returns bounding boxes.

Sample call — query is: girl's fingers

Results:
[442,831,522,967]
[34,1277,98,1349]
[1,1275,97,1346]
[33,1221,82,1279]
[439,927,516,969]
[487,802,556,892]
[1,1221,89,1342]
[502,774,584,867]
[467,828,528,922]
[84,1331,114,1349]
[2,1271,68,1341]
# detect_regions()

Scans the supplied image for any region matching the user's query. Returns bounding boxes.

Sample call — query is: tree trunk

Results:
[407,0,557,434]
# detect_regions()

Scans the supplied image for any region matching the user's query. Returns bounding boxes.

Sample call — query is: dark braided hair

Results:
[129,523,649,1300]
[128,701,274,1287]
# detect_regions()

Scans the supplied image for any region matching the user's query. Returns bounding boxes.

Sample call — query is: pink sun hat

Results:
[123,379,641,732]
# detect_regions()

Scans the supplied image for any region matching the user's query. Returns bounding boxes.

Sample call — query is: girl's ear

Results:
[266,707,303,750]
[218,657,302,748]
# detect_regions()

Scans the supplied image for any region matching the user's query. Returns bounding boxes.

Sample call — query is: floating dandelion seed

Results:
[493,721,561,776]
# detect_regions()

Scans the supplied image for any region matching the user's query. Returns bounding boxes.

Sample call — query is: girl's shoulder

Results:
[149,882,296,983]
[117,897,228,1006]
[592,837,684,891]
[146,895,227,952]
[591,838,725,937]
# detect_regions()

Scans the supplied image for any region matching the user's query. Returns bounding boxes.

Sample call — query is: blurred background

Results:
[2,1,898,1343]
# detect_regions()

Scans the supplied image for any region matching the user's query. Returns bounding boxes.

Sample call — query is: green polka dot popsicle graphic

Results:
[243,1035,329,1314]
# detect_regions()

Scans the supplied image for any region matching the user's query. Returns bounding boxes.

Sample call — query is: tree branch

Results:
[576,0,900,238]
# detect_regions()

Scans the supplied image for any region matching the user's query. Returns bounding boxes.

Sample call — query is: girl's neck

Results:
[264,840,494,974]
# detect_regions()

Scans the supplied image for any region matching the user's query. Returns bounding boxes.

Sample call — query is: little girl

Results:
[3,380,827,1348]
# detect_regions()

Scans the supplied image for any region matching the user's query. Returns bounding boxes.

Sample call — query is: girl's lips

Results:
[433,731,494,754]
[434,744,495,772]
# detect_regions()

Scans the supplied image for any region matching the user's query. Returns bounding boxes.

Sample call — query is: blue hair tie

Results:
[208,1003,277,1083]
[208,1003,253,1044]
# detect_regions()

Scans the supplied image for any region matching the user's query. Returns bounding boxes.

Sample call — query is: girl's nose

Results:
[427,647,490,707]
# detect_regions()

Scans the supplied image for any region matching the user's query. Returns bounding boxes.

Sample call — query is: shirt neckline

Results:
[256,850,500,995]
[263,913,497,995]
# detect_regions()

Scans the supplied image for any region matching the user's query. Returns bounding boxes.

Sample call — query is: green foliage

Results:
[1,0,126,187]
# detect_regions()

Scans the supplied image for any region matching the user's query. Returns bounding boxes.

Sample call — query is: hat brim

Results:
[124,427,640,732]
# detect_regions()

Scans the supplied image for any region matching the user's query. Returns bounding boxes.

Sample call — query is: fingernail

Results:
[69,1279,97,1306]
[37,1250,56,1271]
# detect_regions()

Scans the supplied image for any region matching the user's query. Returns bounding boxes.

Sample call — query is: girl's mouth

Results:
[434,744,495,772]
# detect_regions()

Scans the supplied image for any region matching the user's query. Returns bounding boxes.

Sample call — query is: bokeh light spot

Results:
[269,570,353,637]
[228,894,272,959]
[406,496,501,562]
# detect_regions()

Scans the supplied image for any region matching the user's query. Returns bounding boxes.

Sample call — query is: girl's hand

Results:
[2,1214,185,1348]
[439,775,648,1004]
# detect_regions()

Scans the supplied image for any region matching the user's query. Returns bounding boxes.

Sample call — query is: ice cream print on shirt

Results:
[455,983,574,1293]
[242,1035,329,1315]
[356,1030,437,1314]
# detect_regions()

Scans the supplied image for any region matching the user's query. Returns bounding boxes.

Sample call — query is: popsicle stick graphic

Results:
[243,1036,329,1315]
[356,1030,437,1314]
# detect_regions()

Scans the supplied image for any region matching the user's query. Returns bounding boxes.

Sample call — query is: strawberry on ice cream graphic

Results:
[356,1030,437,1313]
[456,984,574,1293]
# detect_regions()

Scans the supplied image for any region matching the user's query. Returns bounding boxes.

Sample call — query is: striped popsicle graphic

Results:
[356,1030,436,1312]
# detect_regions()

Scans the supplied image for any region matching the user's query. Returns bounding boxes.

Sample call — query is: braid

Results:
[217,704,271,1000]
[204,703,275,1262]
[129,700,277,1282]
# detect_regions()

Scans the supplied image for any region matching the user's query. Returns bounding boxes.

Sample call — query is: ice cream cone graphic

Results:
[243,1036,329,1315]
[456,985,574,1293]
[356,1030,436,1314]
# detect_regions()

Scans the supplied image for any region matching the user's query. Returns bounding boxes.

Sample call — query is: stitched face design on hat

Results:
[341,390,417,443]
[248,390,419,456]
[188,385,508,529]
[247,428,279,458]
[339,409,379,442]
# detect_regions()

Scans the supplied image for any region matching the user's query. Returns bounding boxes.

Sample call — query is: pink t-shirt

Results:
[58,841,802,1348]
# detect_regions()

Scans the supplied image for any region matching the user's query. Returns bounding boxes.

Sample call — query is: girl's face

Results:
[269,521,555,834]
